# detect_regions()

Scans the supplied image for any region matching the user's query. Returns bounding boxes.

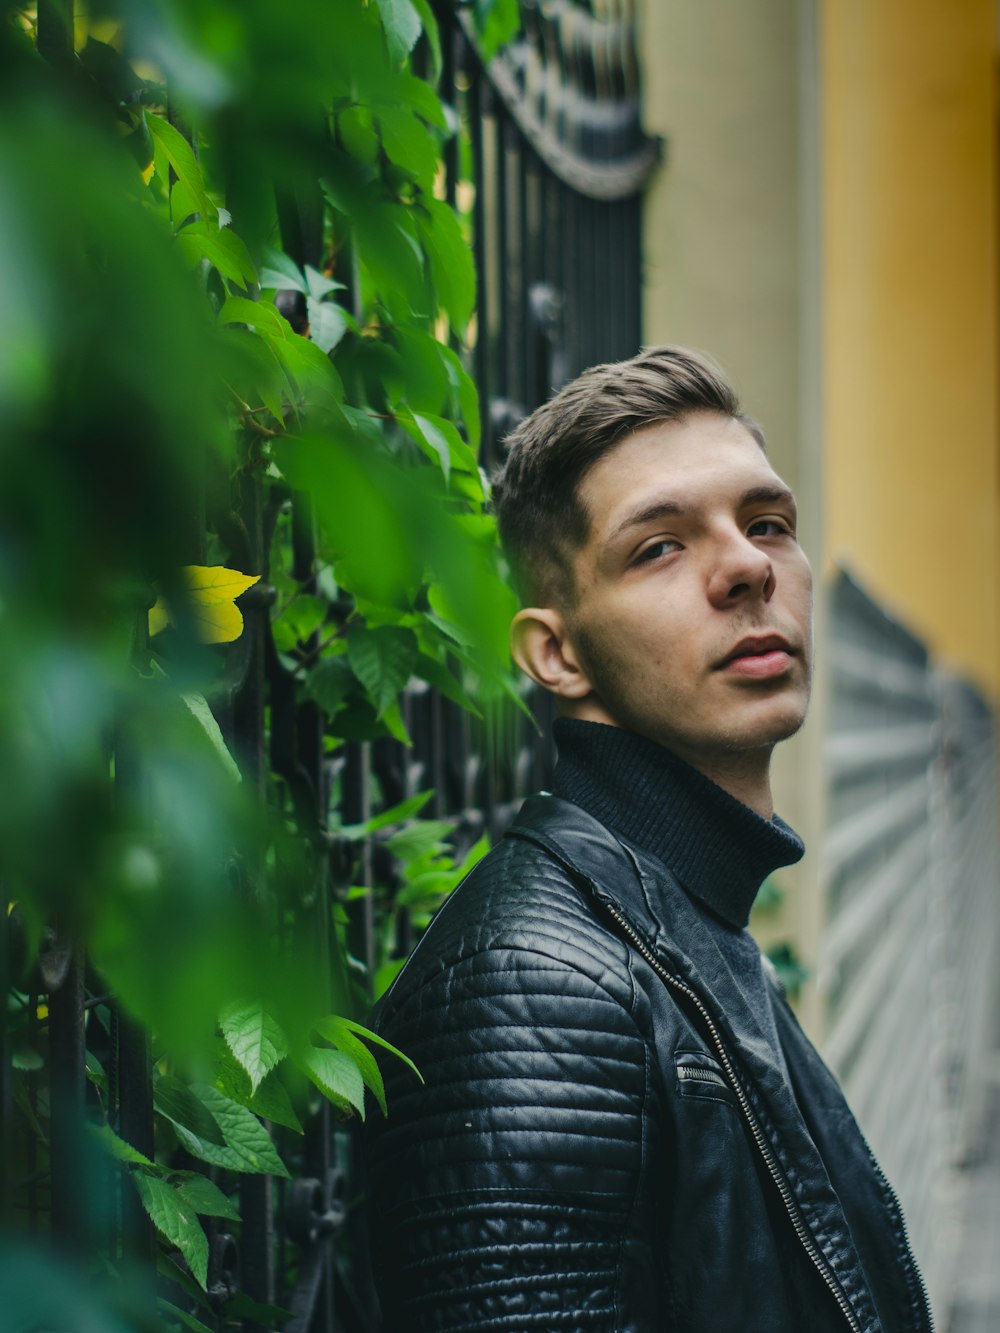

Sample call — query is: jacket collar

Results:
[551,718,804,929]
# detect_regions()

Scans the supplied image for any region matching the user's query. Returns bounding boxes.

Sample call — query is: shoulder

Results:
[377,802,637,1031]
[366,816,656,1213]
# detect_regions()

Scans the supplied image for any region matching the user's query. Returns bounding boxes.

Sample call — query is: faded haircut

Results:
[491,345,764,606]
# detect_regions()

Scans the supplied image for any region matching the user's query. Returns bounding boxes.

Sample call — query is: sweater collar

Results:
[551,718,804,929]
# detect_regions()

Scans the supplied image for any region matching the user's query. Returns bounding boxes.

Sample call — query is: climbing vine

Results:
[0,0,519,1324]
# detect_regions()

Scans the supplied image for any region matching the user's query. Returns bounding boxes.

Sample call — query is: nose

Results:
[706,532,775,608]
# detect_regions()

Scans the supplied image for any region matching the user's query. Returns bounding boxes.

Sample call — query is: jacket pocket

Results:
[674,1050,738,1106]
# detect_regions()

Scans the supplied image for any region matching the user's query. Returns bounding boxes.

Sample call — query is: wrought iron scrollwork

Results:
[463,0,662,201]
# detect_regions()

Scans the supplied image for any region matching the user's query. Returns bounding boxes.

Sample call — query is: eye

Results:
[634,538,681,565]
[747,518,791,539]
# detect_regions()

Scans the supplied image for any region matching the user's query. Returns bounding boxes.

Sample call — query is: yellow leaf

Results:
[147,566,260,644]
[187,598,247,645]
[181,565,261,605]
[148,595,170,636]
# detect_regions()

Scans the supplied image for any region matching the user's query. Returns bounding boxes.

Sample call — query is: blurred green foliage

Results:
[0,0,520,1322]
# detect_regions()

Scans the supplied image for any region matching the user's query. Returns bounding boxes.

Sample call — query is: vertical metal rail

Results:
[47,945,86,1249]
[29,0,95,1282]
[0,886,9,1230]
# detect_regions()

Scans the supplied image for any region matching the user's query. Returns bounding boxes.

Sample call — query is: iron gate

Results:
[7,2,659,1330]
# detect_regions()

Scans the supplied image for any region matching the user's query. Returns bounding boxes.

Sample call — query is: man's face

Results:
[561,411,813,768]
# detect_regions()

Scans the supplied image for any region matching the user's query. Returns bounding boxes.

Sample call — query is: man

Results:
[365,347,932,1331]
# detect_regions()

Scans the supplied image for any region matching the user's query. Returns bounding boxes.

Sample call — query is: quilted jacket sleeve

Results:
[363,840,661,1332]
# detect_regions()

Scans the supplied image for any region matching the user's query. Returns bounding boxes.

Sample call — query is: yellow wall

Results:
[822,0,999,698]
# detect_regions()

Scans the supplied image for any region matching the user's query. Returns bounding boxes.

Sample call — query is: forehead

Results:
[577,412,787,542]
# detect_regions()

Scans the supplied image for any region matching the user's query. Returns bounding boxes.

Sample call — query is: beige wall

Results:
[641,0,806,497]
[640,0,822,972]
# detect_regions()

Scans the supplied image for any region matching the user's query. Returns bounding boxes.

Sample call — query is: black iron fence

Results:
[8,2,659,1328]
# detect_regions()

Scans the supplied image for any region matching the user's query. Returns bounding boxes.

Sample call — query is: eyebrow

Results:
[607,484,797,543]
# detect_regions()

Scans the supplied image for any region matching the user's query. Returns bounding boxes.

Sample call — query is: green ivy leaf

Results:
[80,36,148,103]
[409,0,442,79]
[174,1086,290,1177]
[315,1015,423,1099]
[244,1071,304,1134]
[324,167,427,314]
[338,788,434,838]
[272,593,328,649]
[297,1045,365,1117]
[397,74,448,132]
[306,298,350,354]
[473,0,521,59]
[374,959,405,999]
[11,1039,43,1071]
[158,1298,215,1333]
[347,625,417,718]
[438,341,482,451]
[176,222,258,287]
[276,331,345,408]
[156,1254,205,1309]
[380,695,411,745]
[219,1001,289,1094]
[304,266,344,301]
[219,296,290,339]
[132,1173,209,1290]
[224,326,288,419]
[415,197,475,332]
[455,833,491,877]
[373,0,423,65]
[338,104,381,164]
[147,114,216,224]
[212,1041,304,1134]
[259,248,308,292]
[179,691,243,784]
[312,1016,393,1115]
[414,652,481,715]
[305,657,356,718]
[88,1123,158,1170]
[407,411,479,484]
[154,1075,225,1146]
[171,1171,240,1222]
[386,818,455,862]
[376,106,438,189]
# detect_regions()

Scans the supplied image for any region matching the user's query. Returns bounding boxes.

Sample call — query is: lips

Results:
[715,634,795,678]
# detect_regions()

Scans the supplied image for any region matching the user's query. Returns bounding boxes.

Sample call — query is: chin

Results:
[742,698,809,748]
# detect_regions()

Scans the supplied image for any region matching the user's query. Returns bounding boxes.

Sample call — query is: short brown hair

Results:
[491,345,762,605]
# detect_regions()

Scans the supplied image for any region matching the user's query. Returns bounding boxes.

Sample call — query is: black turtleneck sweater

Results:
[552,717,805,1073]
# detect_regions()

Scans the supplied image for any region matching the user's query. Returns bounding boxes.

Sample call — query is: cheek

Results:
[783,554,813,615]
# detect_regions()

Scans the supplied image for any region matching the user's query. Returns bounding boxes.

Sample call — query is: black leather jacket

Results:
[365,794,933,1332]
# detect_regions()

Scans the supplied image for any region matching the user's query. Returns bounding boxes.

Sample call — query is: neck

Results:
[562,702,777,819]
[666,746,775,819]
[550,718,805,928]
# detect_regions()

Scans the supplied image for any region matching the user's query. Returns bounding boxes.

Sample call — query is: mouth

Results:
[715,634,796,679]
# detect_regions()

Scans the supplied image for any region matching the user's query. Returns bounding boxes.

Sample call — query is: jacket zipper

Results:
[600,898,868,1333]
[676,1065,729,1091]
[863,1141,935,1332]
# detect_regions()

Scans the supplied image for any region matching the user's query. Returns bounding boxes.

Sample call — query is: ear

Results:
[510,607,594,700]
